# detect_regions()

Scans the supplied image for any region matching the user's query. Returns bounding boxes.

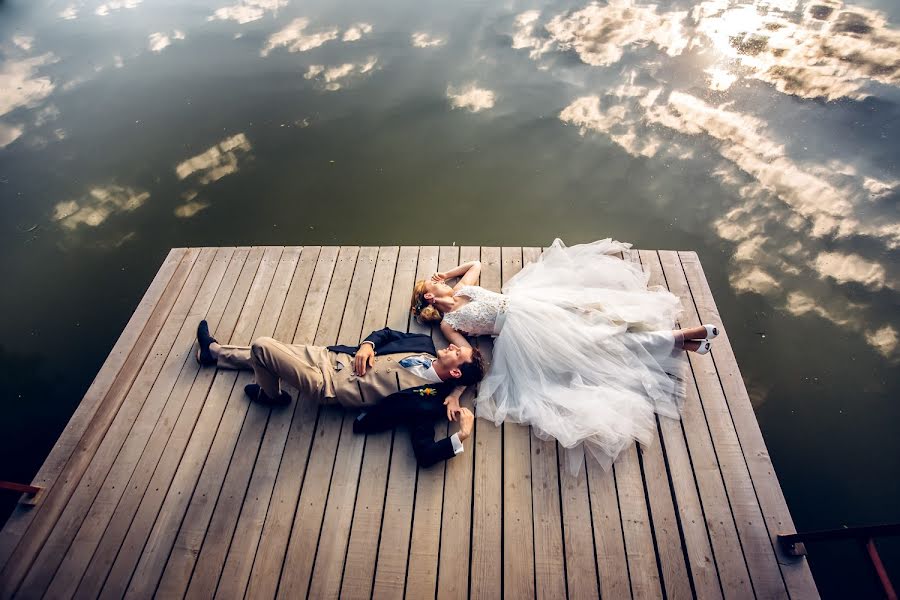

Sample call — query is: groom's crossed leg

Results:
[216,337,332,401]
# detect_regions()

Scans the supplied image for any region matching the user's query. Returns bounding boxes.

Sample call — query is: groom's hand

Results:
[444,395,461,421]
[457,408,474,441]
[354,343,375,376]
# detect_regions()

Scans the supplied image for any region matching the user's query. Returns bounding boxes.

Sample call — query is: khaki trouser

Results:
[216,336,340,402]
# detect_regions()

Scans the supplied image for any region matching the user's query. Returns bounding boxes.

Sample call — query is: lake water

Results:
[1,0,898,595]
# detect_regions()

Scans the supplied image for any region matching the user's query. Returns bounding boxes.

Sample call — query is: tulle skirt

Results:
[474,238,687,474]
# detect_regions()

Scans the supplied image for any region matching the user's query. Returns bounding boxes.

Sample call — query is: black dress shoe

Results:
[244,383,292,406]
[196,320,218,366]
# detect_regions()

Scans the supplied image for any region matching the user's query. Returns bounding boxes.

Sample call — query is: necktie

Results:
[399,356,432,369]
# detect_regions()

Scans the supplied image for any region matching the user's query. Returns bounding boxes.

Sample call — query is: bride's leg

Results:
[683,339,702,352]
[675,325,709,341]
[673,331,703,352]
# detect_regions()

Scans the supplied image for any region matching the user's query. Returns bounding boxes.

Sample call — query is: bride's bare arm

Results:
[431,261,481,290]
[456,260,481,288]
[441,321,472,349]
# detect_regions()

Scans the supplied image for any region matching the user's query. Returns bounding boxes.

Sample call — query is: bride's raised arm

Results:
[430,260,481,291]
[441,320,472,349]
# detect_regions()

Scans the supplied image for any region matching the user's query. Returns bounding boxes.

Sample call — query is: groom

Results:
[196,322,485,468]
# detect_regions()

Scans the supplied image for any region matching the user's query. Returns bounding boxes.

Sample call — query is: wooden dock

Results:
[0,246,819,599]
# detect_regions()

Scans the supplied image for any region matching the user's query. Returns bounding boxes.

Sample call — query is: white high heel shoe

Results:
[701,324,719,340]
[694,339,712,355]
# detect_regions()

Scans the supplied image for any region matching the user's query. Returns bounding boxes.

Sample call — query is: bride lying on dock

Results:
[411,238,719,472]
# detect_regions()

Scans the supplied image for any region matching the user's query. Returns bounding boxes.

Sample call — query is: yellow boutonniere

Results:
[416,387,437,396]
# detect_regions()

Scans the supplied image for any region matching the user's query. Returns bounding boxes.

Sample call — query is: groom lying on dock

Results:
[195,321,485,467]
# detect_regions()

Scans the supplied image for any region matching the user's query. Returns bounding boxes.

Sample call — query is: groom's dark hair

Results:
[457,348,486,386]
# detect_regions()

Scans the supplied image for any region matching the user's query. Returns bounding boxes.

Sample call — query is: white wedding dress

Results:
[442,238,687,473]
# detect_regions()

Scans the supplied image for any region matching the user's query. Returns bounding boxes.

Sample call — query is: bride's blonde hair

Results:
[411,280,443,324]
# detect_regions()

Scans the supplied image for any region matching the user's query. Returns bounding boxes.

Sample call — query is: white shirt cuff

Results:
[360,340,375,350]
[450,433,464,455]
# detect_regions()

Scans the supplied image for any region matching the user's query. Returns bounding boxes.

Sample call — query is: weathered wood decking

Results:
[0,246,819,599]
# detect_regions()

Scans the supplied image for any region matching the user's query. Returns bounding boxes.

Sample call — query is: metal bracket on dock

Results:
[777,536,808,557]
[779,524,900,600]
[0,480,45,506]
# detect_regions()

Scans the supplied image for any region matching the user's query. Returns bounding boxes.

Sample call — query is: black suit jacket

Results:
[328,328,459,468]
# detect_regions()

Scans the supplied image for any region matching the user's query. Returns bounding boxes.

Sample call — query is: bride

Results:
[410,238,719,472]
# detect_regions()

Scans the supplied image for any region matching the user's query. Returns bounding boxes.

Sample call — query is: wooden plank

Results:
[470,246,502,600]
[47,247,240,598]
[559,446,600,599]
[625,250,693,600]
[0,248,186,572]
[663,252,788,599]
[71,249,251,598]
[0,249,200,596]
[435,245,480,600]
[306,246,384,599]
[521,246,566,600]
[501,246,536,600]
[679,252,818,599]
[531,433,566,600]
[116,246,275,598]
[637,250,725,600]
[242,247,341,600]
[273,246,362,599]
[91,247,262,598]
[585,457,630,599]
[405,245,454,599]
[175,248,314,599]
[616,250,663,600]
[370,246,423,600]
[340,246,409,600]
[11,247,215,600]
[211,246,322,598]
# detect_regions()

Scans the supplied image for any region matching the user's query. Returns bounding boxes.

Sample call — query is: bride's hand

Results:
[431,272,447,283]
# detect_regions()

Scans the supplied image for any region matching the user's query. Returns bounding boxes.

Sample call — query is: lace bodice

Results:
[442,286,509,336]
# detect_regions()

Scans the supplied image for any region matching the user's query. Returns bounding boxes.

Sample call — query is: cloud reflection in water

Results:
[343,23,373,42]
[261,18,340,56]
[447,84,496,112]
[0,123,24,149]
[58,4,79,20]
[0,54,57,118]
[52,185,150,230]
[544,0,899,357]
[95,0,141,17]
[173,133,253,217]
[148,31,185,54]
[208,0,288,25]
[304,57,378,91]
[411,32,445,48]
[514,0,900,101]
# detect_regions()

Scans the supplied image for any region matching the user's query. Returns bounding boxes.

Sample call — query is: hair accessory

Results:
[413,295,428,315]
